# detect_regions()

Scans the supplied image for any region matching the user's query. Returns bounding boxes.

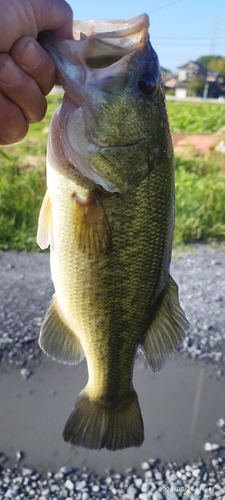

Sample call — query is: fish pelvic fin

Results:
[73,189,111,260]
[36,189,52,250]
[39,295,85,365]
[141,275,190,372]
[63,389,144,450]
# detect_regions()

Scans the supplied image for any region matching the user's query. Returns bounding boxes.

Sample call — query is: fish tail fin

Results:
[63,389,144,450]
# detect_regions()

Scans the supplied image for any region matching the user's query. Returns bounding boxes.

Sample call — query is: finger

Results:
[10,36,56,95]
[0,91,28,145]
[34,0,73,40]
[0,53,47,124]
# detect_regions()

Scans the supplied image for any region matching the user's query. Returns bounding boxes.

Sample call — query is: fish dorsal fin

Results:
[39,295,85,365]
[141,275,190,372]
[73,189,111,259]
[36,189,52,250]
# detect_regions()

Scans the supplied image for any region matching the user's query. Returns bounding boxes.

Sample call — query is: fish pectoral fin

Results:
[63,389,144,451]
[73,189,111,259]
[39,295,85,365]
[36,189,52,250]
[141,275,190,372]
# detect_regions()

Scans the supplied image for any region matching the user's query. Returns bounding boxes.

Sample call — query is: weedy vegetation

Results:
[0,95,61,251]
[0,96,225,251]
[167,100,225,133]
[174,153,225,246]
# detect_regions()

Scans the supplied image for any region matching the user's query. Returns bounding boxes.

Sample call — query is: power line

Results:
[147,0,183,14]
[153,41,225,45]
[153,36,225,41]
[151,43,224,48]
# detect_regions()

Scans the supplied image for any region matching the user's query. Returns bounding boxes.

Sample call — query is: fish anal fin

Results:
[37,189,52,250]
[39,295,85,365]
[141,275,190,372]
[73,189,111,259]
[63,389,144,450]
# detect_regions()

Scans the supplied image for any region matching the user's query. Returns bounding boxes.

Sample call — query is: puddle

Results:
[0,355,224,475]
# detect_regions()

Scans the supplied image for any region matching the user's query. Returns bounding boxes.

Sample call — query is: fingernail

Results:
[20,39,41,69]
[0,56,20,86]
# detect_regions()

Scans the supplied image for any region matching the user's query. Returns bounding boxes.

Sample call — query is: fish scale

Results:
[37,13,189,450]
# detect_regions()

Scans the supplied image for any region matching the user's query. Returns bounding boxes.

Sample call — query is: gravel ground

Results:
[171,244,225,374]
[0,245,225,499]
[1,245,225,372]
[1,454,225,500]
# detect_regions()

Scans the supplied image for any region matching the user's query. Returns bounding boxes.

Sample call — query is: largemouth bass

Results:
[37,13,189,451]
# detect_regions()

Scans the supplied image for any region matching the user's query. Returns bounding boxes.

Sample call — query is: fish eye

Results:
[138,74,158,96]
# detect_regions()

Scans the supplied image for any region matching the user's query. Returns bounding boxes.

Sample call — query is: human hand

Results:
[0,0,73,145]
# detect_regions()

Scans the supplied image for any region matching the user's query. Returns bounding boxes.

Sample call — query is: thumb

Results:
[32,0,73,39]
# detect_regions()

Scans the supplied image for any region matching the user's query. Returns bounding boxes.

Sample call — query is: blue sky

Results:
[66,0,225,73]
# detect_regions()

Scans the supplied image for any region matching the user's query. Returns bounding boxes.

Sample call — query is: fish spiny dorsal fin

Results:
[63,389,144,450]
[36,189,52,250]
[39,295,85,365]
[141,275,190,372]
[72,189,112,260]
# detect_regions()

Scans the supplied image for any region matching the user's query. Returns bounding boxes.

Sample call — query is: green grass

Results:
[167,101,225,133]
[0,97,225,250]
[0,149,45,250]
[174,154,225,245]
[0,94,62,251]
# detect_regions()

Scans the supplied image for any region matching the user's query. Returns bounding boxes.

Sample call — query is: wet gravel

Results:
[1,245,225,498]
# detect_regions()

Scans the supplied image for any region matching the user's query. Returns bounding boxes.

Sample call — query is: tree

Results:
[197,56,225,78]
[186,77,205,97]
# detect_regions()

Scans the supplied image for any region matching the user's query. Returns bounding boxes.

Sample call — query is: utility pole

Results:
[203,83,209,99]
[210,18,219,55]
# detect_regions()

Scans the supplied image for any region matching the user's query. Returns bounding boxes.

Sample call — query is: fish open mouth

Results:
[74,14,150,71]
[73,13,149,46]
[73,13,149,37]
[39,14,155,194]
[38,14,150,103]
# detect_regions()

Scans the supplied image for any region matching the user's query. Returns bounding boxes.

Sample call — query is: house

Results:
[160,67,177,94]
[205,71,225,98]
[162,60,225,99]
[175,61,208,98]
[177,61,207,83]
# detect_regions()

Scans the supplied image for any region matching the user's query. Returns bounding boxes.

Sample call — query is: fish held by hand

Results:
[37,13,189,451]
